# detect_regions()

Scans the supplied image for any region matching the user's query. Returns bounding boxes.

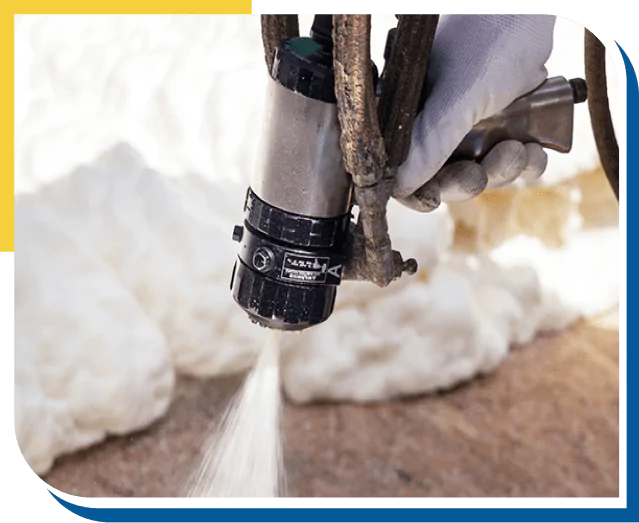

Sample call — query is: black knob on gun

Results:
[570,78,588,104]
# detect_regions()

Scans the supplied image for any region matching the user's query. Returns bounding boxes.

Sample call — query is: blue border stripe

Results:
[47,492,630,523]
[624,38,637,513]
[49,42,637,523]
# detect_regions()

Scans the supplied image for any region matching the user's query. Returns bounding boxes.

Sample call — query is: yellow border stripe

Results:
[2,14,13,252]
[5,3,252,253]
[12,1,251,14]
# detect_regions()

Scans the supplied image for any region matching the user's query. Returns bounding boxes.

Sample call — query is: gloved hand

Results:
[393,15,556,212]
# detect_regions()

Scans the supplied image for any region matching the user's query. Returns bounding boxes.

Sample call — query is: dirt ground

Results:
[43,313,619,498]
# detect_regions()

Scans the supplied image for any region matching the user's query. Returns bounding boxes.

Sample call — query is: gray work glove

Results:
[393,15,556,212]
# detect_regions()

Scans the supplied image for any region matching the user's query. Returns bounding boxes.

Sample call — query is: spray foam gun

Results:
[230,14,613,332]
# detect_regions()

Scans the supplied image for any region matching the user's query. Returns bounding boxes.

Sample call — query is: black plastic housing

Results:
[231,190,349,331]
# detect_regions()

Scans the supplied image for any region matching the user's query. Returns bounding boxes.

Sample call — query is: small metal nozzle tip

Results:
[570,78,588,104]
[403,258,418,275]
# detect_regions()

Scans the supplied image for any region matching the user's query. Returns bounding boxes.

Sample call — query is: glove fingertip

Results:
[519,143,548,182]
[482,140,527,189]
[395,179,442,213]
[438,161,488,202]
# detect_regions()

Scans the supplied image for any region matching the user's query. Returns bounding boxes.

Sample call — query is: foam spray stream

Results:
[186,330,284,497]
